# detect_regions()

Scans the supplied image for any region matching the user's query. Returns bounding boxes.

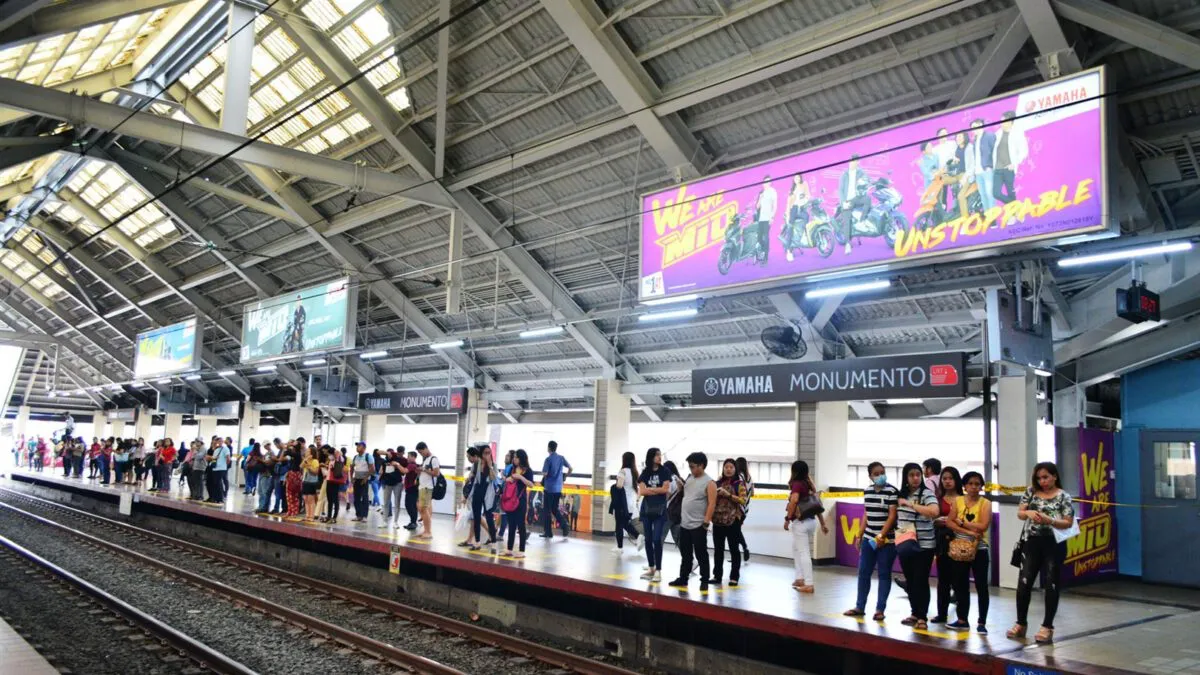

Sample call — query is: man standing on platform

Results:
[351,441,373,522]
[241,438,257,495]
[540,440,573,542]
[415,442,439,538]
[207,437,229,504]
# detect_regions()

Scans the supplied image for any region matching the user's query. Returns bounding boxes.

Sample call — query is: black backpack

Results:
[331,461,344,480]
[432,473,447,501]
[667,481,685,525]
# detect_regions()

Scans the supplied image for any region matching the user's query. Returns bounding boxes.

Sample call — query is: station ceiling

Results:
[0,0,1197,421]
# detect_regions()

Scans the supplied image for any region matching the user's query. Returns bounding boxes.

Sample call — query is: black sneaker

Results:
[711,577,723,585]
[729,579,739,587]
[667,578,689,588]
[700,581,710,592]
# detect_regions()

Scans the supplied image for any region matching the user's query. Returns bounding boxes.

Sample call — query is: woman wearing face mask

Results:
[1009,462,1074,644]
[946,471,991,633]
[896,463,940,630]
[845,462,898,622]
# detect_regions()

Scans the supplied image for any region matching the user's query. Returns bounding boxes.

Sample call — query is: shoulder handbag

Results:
[796,490,825,520]
[948,536,979,562]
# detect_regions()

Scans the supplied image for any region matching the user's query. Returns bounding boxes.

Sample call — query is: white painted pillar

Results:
[14,405,30,440]
[134,407,153,441]
[592,379,630,532]
[92,411,106,439]
[997,373,1039,589]
[220,0,255,135]
[197,417,218,443]
[797,401,848,559]
[164,412,183,444]
[110,421,126,438]
[289,406,315,442]
[361,414,388,449]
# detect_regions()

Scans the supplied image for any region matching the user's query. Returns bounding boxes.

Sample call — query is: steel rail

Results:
[0,499,468,675]
[0,532,258,675]
[0,488,637,675]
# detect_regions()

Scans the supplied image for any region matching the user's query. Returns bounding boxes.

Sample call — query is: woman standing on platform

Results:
[468,447,498,552]
[324,448,346,523]
[845,462,898,622]
[146,442,159,490]
[285,440,304,518]
[1009,462,1074,644]
[733,457,754,562]
[301,446,321,521]
[712,458,748,587]
[188,440,208,500]
[503,449,534,559]
[946,471,991,633]
[637,448,673,582]
[931,466,963,623]
[497,450,516,541]
[612,451,642,556]
[157,439,176,494]
[784,460,828,593]
[896,462,940,630]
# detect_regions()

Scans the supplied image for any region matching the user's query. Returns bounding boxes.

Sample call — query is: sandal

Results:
[798,585,814,593]
[1007,623,1027,639]
[915,619,928,630]
[901,616,919,626]
[872,612,885,622]
[1035,627,1054,644]
[844,608,865,617]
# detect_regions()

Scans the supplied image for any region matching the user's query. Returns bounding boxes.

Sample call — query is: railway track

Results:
[0,488,641,675]
[0,533,255,675]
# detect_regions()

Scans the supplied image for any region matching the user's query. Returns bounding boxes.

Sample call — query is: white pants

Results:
[791,517,817,583]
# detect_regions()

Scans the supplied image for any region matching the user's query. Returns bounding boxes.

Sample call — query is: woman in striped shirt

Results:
[845,462,898,621]
[896,462,941,630]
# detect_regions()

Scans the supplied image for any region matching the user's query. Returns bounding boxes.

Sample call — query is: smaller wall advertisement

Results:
[133,318,200,378]
[240,277,356,363]
[1065,428,1118,583]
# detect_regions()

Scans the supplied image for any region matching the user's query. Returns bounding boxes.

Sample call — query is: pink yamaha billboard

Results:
[639,68,1109,301]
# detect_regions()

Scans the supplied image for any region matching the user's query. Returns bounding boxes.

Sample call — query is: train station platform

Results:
[8,469,1200,675]
[0,616,59,675]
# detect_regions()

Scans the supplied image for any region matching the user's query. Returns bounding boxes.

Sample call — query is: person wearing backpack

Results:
[611,451,643,556]
[350,442,373,522]
[414,442,441,539]
[502,449,534,558]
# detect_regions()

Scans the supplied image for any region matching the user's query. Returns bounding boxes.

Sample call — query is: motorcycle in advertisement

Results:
[639,69,1109,301]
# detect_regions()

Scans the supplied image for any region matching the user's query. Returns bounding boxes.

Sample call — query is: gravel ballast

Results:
[0,500,587,675]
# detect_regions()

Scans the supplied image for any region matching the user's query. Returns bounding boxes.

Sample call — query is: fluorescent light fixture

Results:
[808,265,887,283]
[184,374,202,381]
[806,279,890,299]
[886,398,924,405]
[108,384,123,391]
[1033,368,1052,378]
[156,379,171,384]
[642,293,698,307]
[47,391,56,398]
[638,307,699,323]
[1058,241,1193,267]
[519,325,564,339]
[91,386,102,392]
[302,358,326,366]
[256,365,277,372]
[543,407,594,413]
[1036,391,1047,400]
[429,339,464,350]
[360,350,388,359]
[217,370,236,377]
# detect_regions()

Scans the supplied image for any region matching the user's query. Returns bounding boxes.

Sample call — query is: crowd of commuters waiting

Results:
[13,432,1075,642]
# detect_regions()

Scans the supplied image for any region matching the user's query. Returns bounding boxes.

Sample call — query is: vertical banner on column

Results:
[1065,428,1118,583]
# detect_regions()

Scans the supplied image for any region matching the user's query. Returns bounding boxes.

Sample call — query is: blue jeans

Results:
[273,472,287,511]
[99,454,110,483]
[975,169,994,210]
[856,540,897,613]
[370,477,380,505]
[641,513,669,570]
[257,475,274,512]
[245,469,258,494]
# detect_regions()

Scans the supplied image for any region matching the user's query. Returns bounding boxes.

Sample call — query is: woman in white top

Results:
[613,452,644,555]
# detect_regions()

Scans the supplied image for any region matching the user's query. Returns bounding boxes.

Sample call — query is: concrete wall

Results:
[1118,359,1200,577]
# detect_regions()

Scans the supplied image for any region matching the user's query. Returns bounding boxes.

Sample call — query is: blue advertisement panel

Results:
[240,277,356,363]
[134,318,200,378]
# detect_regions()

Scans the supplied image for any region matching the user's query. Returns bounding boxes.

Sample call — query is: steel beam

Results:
[1053,0,1200,70]
[1072,313,1200,387]
[0,0,50,32]
[1014,0,1082,75]
[0,77,455,209]
[0,296,114,386]
[540,0,708,178]
[220,0,254,135]
[0,0,190,47]
[951,8,1029,105]
[433,0,450,179]
[0,134,68,172]
[0,64,134,127]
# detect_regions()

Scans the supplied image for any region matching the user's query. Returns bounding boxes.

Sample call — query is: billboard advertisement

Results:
[691,352,967,405]
[1065,428,1118,584]
[133,318,201,378]
[240,277,356,363]
[640,68,1108,300]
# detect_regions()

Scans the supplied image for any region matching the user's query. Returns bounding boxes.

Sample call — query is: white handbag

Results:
[1053,517,1080,544]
